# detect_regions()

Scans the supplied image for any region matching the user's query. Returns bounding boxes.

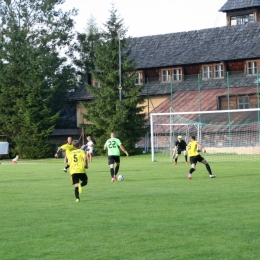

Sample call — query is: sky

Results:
[59,0,228,37]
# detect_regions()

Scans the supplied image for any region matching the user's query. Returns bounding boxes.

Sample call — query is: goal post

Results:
[150,108,260,162]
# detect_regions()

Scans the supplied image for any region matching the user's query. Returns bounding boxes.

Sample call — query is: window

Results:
[172,69,182,81]
[247,61,258,75]
[135,72,143,85]
[202,64,224,80]
[249,14,254,23]
[230,14,254,25]
[93,80,101,88]
[218,94,256,110]
[237,16,243,25]
[161,69,171,82]
[230,17,237,26]
[202,66,212,79]
[238,96,249,109]
[214,64,224,78]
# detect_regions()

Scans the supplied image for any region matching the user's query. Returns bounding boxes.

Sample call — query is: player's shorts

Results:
[177,149,187,155]
[71,173,88,185]
[189,154,204,164]
[108,155,120,165]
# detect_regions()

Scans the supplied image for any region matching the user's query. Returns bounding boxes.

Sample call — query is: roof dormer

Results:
[219,0,260,26]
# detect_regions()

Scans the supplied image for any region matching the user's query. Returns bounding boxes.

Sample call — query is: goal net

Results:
[150,108,260,162]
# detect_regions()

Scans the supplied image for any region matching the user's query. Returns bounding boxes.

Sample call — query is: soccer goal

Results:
[150,108,260,162]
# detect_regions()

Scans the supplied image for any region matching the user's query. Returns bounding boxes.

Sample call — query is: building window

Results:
[161,69,171,82]
[247,61,258,75]
[93,80,101,88]
[230,16,237,25]
[249,14,254,23]
[202,66,212,79]
[172,68,182,81]
[238,96,249,109]
[218,94,256,110]
[214,64,224,78]
[135,72,143,85]
[230,14,254,25]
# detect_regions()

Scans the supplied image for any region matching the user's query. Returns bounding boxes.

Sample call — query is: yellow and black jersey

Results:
[68,149,86,175]
[60,143,74,158]
[187,140,199,157]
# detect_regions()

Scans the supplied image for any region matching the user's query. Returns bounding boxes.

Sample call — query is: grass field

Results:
[0,154,260,260]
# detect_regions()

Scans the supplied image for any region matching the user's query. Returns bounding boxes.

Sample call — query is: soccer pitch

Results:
[0,154,259,260]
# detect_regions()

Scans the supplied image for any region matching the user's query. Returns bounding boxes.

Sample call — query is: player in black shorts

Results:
[173,135,188,165]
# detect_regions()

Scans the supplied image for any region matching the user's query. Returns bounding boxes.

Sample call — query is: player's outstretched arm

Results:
[120,145,129,156]
[54,149,60,158]
[197,142,206,153]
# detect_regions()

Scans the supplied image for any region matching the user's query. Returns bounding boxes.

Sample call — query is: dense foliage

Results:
[0,0,76,158]
[78,7,148,155]
[69,16,100,83]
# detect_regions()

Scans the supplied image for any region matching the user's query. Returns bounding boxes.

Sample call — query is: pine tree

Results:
[69,15,100,82]
[82,6,148,154]
[0,0,76,158]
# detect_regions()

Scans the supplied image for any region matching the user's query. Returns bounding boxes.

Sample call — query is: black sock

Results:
[190,168,195,174]
[110,168,114,177]
[175,158,177,162]
[75,187,79,199]
[185,156,187,162]
[65,164,70,169]
[115,165,119,175]
[206,164,212,175]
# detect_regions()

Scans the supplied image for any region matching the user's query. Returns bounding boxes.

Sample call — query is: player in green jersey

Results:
[104,132,129,182]
[68,140,88,202]
[187,136,216,180]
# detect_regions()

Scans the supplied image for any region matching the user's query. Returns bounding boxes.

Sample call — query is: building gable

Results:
[219,0,260,12]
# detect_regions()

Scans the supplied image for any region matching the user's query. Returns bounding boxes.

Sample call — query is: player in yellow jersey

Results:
[186,136,216,180]
[54,137,74,172]
[68,140,88,202]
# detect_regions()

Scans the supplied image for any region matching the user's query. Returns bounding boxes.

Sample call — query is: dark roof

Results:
[67,85,94,102]
[128,23,260,69]
[51,129,81,136]
[219,0,260,12]
[68,23,260,102]
[68,71,258,101]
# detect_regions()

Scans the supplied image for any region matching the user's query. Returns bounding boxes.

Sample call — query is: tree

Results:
[81,6,148,155]
[69,15,100,83]
[0,0,76,158]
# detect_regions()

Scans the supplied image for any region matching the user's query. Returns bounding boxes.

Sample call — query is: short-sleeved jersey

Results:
[104,138,122,156]
[175,140,187,150]
[68,149,86,175]
[60,143,74,157]
[187,140,199,157]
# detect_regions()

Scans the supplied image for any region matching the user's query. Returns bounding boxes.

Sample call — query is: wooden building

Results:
[68,0,260,131]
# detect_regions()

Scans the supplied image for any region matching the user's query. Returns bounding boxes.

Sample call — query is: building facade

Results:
[68,0,260,152]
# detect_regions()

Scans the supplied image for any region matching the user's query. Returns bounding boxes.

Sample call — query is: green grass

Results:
[0,154,260,260]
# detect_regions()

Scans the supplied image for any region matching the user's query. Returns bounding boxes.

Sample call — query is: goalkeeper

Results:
[173,135,188,165]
